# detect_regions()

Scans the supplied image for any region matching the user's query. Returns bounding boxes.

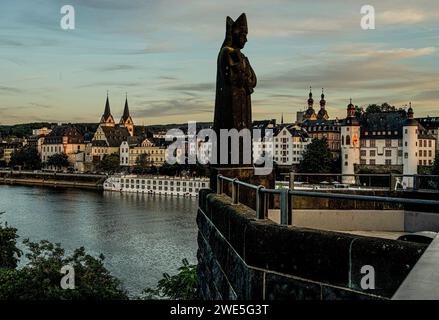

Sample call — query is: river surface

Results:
[0,185,198,297]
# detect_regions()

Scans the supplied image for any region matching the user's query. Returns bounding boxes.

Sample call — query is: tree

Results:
[98,153,120,173]
[133,153,152,174]
[10,147,42,170]
[47,153,69,170]
[365,103,404,114]
[0,214,128,300]
[0,214,21,269]
[158,163,184,176]
[298,137,335,174]
[142,258,197,300]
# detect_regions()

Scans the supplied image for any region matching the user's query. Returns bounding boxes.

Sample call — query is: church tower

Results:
[120,94,134,136]
[341,99,360,184]
[317,88,329,120]
[303,87,317,120]
[402,103,418,188]
[100,92,115,127]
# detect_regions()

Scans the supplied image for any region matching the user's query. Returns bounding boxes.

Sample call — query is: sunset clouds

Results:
[0,0,438,124]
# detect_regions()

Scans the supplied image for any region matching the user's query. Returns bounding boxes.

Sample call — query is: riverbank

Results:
[0,177,101,190]
[0,170,105,190]
[0,185,198,295]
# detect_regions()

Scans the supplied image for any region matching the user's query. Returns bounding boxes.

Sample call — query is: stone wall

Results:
[197,189,427,300]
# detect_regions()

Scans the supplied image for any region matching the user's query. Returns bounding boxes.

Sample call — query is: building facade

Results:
[340,102,436,186]
[120,138,167,167]
[40,125,85,169]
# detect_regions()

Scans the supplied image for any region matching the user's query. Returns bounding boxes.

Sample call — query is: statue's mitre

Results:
[231,13,248,34]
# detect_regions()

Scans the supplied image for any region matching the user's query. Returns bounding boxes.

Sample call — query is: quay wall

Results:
[0,171,105,190]
[197,189,427,300]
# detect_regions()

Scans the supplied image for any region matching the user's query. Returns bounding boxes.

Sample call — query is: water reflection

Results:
[0,185,198,296]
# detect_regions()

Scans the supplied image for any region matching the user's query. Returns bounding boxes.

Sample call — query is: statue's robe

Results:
[214,46,257,133]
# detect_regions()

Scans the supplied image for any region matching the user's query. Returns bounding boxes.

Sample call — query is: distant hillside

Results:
[0,122,55,138]
[0,122,98,138]
[0,122,213,138]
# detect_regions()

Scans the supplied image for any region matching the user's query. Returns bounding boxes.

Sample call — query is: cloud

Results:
[379,9,427,25]
[134,97,213,118]
[93,65,137,72]
[0,86,22,94]
[259,44,439,93]
[164,82,215,92]
[414,90,439,101]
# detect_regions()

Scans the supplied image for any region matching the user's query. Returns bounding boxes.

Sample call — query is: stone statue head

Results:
[223,13,248,49]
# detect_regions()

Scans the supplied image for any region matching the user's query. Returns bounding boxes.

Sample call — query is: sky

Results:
[0,0,438,125]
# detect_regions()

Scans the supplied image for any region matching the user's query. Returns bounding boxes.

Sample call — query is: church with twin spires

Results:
[99,93,135,136]
[88,93,136,163]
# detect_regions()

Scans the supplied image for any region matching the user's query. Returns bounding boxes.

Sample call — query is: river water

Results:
[0,185,199,297]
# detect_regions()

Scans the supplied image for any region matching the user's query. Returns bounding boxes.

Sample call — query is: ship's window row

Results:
[120,179,207,188]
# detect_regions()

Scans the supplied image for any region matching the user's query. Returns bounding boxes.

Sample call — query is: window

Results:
[360,150,366,156]
[429,140,432,148]
[398,150,403,157]
[385,159,392,165]
[385,140,392,147]
[370,140,376,148]
[370,150,376,157]
[385,150,392,157]
[346,135,351,145]
[370,159,376,165]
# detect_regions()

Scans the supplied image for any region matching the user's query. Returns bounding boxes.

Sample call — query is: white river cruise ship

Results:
[103,175,210,197]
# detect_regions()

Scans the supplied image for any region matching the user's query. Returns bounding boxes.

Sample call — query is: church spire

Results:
[100,91,115,126]
[104,91,111,118]
[307,86,314,107]
[122,92,130,121]
[120,93,134,136]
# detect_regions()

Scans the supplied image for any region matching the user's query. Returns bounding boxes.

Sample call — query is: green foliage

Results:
[136,153,151,169]
[0,235,128,300]
[46,153,69,169]
[141,258,197,300]
[133,153,152,174]
[0,214,128,300]
[298,137,337,174]
[0,123,54,139]
[158,163,184,176]
[0,123,97,140]
[10,147,42,170]
[98,153,120,173]
[0,215,21,269]
[365,103,405,114]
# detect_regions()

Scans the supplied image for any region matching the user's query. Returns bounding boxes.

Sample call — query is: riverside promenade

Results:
[0,170,106,190]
